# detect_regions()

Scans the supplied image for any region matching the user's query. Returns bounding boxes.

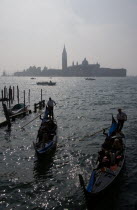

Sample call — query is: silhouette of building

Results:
[14,46,127,77]
[62,45,67,70]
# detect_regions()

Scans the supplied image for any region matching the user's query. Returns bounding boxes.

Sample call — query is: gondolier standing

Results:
[117,108,127,132]
[47,97,56,119]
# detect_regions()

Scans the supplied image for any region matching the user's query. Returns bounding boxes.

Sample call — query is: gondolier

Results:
[117,109,127,132]
[47,97,56,119]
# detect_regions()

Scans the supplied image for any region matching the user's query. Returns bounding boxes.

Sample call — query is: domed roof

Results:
[82,58,88,66]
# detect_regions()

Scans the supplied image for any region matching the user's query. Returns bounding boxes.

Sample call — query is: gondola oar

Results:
[20,112,44,130]
[79,126,110,141]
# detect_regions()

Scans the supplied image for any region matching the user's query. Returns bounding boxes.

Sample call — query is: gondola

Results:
[79,116,126,208]
[7,103,29,116]
[33,106,57,158]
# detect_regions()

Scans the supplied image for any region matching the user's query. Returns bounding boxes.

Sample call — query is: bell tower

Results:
[62,45,67,70]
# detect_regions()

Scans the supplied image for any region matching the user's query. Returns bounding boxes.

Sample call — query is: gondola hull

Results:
[79,116,126,207]
[33,108,57,159]
[33,135,57,158]
[8,103,29,116]
[88,153,125,198]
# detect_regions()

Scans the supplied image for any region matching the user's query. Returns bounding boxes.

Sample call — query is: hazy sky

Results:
[0,0,137,75]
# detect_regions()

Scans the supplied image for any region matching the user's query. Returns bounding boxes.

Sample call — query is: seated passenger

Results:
[48,120,56,133]
[112,138,123,152]
[98,150,111,168]
[102,142,111,151]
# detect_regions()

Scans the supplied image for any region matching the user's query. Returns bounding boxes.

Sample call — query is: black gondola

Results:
[33,106,57,158]
[79,116,126,208]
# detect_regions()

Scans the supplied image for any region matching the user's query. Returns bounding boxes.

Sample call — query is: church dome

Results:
[82,58,88,66]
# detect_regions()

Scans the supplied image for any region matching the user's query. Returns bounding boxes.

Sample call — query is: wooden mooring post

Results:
[28,89,30,104]
[0,85,15,105]
[13,86,14,100]
[34,89,45,112]
[1,90,4,104]
[17,85,19,104]
[8,87,11,108]
[0,86,33,128]
[41,89,42,101]
[3,87,5,99]
[34,100,45,113]
[2,103,11,129]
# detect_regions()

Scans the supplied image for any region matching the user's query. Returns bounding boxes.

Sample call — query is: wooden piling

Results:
[4,86,6,98]
[33,100,45,113]
[41,89,42,102]
[34,103,37,113]
[17,86,19,104]
[1,90,3,100]
[13,86,14,100]
[24,90,25,107]
[9,87,11,108]
[28,89,30,104]
[10,87,13,104]
[2,103,11,129]
[39,101,42,110]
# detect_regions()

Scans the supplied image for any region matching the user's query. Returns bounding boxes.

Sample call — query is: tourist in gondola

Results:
[117,108,127,132]
[47,97,56,119]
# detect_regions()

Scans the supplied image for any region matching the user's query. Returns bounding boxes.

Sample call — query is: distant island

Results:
[14,46,127,77]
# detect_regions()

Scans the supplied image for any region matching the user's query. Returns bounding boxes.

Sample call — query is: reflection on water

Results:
[33,150,56,181]
[0,77,137,209]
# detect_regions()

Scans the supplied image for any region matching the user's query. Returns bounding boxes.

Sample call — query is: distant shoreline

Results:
[13,68,126,77]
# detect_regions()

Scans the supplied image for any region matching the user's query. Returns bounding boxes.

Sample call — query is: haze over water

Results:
[0,76,137,210]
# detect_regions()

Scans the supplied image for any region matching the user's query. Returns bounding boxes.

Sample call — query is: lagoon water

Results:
[0,76,137,210]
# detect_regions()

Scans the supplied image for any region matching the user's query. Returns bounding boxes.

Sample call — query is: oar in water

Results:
[20,112,44,130]
[79,126,110,141]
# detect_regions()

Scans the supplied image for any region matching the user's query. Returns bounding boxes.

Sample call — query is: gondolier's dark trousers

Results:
[117,120,124,132]
[48,106,54,118]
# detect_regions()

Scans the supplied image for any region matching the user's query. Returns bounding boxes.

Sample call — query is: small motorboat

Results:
[85,78,96,80]
[36,81,56,86]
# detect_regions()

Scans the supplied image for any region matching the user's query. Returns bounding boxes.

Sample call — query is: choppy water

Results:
[0,76,137,210]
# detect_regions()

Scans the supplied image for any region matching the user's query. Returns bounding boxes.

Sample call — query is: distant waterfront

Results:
[13,66,126,77]
[13,50,127,77]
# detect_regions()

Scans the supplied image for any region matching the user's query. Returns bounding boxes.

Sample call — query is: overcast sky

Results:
[0,0,137,75]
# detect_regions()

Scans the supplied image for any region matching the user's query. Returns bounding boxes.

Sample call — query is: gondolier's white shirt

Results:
[117,112,127,121]
[47,100,56,108]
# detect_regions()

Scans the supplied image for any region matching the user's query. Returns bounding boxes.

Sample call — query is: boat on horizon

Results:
[36,81,56,86]
[85,78,96,80]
